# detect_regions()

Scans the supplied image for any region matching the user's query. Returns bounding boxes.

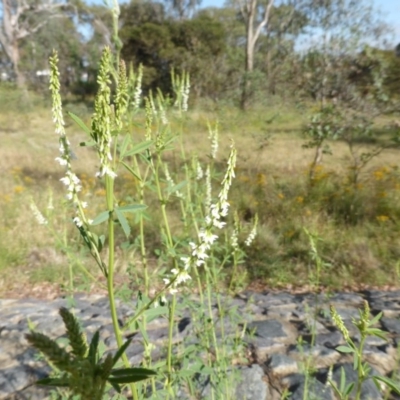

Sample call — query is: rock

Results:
[1,290,400,399]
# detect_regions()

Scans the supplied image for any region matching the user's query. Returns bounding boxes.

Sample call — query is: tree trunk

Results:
[239,0,274,110]
[10,41,25,88]
[240,26,254,110]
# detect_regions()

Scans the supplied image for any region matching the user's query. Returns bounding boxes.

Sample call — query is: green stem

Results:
[134,155,150,295]
[105,175,138,400]
[166,294,177,397]
[229,250,239,292]
[154,154,179,397]
[356,335,366,400]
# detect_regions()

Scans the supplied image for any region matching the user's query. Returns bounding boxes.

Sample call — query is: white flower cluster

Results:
[91,48,116,180]
[149,94,157,116]
[30,201,48,226]
[181,76,190,112]
[231,212,240,250]
[196,161,203,180]
[157,97,168,125]
[208,122,219,159]
[245,214,258,247]
[49,52,88,229]
[94,114,115,179]
[230,229,239,250]
[205,165,212,212]
[164,144,237,295]
[132,65,143,110]
[164,164,184,199]
[60,171,82,200]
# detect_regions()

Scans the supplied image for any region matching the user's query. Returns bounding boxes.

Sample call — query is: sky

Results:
[200,0,400,47]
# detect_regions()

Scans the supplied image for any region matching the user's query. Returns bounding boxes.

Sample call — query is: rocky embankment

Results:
[1,290,400,400]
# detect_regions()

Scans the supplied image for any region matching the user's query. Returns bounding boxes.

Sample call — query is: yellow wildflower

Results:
[14,185,25,194]
[256,173,267,187]
[376,215,389,222]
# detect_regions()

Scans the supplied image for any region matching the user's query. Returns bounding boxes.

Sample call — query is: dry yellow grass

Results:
[1,103,400,296]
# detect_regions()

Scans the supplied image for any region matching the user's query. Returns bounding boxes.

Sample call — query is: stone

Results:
[1,289,400,399]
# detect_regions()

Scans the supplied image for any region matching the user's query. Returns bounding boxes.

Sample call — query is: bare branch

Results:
[251,0,274,49]
[16,13,65,39]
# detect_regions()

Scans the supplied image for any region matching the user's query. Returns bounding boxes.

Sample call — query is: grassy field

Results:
[1,86,400,297]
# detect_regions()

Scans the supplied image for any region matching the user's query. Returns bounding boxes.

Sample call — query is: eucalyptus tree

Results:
[163,0,202,20]
[299,0,388,106]
[0,0,73,87]
[230,0,308,109]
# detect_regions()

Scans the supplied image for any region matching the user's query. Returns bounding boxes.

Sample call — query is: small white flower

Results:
[213,220,226,229]
[220,201,230,217]
[180,257,191,270]
[196,259,205,267]
[81,202,88,209]
[71,174,80,185]
[196,162,203,180]
[73,216,83,228]
[60,176,70,186]
[245,214,258,247]
[55,157,68,166]
[164,164,183,199]
[199,229,218,245]
[30,202,48,226]
[208,122,219,159]
[231,230,238,250]
[98,165,117,179]
[176,270,191,285]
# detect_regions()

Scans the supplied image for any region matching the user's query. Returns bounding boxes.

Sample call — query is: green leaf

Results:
[68,112,91,135]
[88,330,100,366]
[108,367,156,384]
[36,377,69,387]
[177,361,205,377]
[108,380,122,393]
[144,306,168,323]
[328,380,342,398]
[91,211,110,226]
[117,204,147,213]
[335,345,354,353]
[124,140,154,157]
[366,328,388,341]
[110,367,156,377]
[373,376,400,394]
[344,382,355,396]
[119,134,131,160]
[98,235,105,252]
[112,339,132,367]
[168,180,187,195]
[369,312,383,326]
[115,208,130,238]
[120,161,142,181]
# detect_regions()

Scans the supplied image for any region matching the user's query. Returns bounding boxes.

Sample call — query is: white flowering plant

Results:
[26,36,256,399]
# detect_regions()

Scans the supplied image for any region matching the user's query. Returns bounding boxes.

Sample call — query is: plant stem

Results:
[105,175,138,400]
